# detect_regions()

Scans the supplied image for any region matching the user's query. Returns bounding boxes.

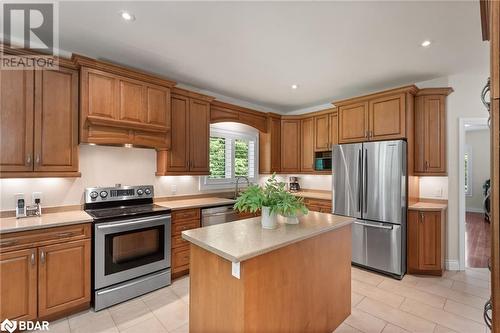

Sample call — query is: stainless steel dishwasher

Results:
[201,205,239,227]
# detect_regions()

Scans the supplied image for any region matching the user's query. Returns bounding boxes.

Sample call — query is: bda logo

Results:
[0,319,17,333]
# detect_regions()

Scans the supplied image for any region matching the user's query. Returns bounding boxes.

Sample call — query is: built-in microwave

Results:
[315,157,332,171]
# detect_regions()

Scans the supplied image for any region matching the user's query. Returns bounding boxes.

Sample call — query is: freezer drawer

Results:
[352,219,405,277]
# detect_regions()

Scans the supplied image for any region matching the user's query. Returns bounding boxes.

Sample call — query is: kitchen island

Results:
[182,211,354,333]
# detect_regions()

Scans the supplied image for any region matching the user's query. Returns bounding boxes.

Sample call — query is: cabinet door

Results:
[168,94,190,172]
[418,211,441,271]
[329,112,338,146]
[84,69,118,120]
[0,248,37,321]
[301,118,315,172]
[338,102,368,143]
[189,99,210,173]
[369,94,405,141]
[414,96,426,173]
[314,114,330,151]
[281,120,301,172]
[38,239,91,318]
[118,78,145,123]
[270,117,281,172]
[0,69,34,172]
[407,210,420,272]
[424,95,446,174]
[146,85,170,128]
[34,68,79,172]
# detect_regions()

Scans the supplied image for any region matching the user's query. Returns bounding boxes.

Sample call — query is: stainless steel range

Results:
[84,185,171,311]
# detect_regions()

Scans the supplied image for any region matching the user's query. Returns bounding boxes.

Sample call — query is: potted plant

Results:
[234,175,308,229]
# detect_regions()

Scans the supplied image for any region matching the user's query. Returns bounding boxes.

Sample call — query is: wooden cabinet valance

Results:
[74,54,175,149]
[210,100,268,132]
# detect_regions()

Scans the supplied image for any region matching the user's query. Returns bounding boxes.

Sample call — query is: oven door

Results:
[94,215,171,290]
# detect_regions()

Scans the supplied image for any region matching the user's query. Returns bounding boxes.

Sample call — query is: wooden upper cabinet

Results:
[301,118,315,172]
[338,102,368,143]
[0,69,34,172]
[408,209,445,275]
[37,239,91,318]
[281,119,301,173]
[34,68,79,172]
[156,88,213,176]
[165,94,190,173]
[329,112,338,146]
[314,110,338,152]
[314,114,330,151]
[369,93,405,140]
[414,88,452,175]
[335,85,418,144]
[0,248,37,321]
[0,62,80,178]
[260,115,281,174]
[74,54,175,149]
[189,99,210,173]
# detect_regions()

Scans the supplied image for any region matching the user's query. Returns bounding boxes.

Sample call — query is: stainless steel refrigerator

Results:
[332,140,406,279]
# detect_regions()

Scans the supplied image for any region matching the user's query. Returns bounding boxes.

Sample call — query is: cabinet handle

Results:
[420,212,424,222]
[35,154,40,164]
[26,154,32,165]
[30,251,36,266]
[365,131,369,139]
[40,250,45,264]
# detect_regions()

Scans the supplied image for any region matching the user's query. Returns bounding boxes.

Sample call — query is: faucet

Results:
[234,176,250,199]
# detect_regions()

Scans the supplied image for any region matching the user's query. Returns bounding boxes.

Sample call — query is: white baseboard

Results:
[466,208,484,213]
[445,260,461,271]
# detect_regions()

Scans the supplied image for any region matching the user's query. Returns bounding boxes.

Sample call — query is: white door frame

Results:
[458,117,489,270]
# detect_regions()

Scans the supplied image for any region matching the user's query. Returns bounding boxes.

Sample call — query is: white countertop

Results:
[0,210,93,234]
[182,211,353,262]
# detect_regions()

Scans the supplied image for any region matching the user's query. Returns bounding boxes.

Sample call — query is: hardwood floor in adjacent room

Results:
[466,212,491,268]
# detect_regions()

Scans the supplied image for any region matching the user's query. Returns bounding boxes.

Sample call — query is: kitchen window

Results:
[200,127,258,189]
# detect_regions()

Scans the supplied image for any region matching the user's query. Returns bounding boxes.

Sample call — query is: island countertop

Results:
[182,211,353,262]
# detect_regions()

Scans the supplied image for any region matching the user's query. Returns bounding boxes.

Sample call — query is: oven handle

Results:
[96,215,170,230]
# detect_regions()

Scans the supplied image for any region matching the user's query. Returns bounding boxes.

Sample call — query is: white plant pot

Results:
[283,215,299,225]
[261,206,278,229]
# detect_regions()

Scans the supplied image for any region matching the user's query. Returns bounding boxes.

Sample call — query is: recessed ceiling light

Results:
[421,40,432,48]
[120,11,135,21]
[291,84,299,90]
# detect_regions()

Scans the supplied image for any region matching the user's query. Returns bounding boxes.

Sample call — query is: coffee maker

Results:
[289,177,300,192]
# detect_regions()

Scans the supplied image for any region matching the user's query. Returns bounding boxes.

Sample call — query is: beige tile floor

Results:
[37,267,490,333]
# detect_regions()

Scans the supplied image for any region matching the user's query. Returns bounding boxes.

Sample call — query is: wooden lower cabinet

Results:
[0,248,37,321]
[171,208,201,278]
[303,198,332,213]
[407,209,445,275]
[0,224,91,321]
[38,239,91,318]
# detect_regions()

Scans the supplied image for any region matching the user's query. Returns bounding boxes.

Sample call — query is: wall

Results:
[417,71,490,268]
[465,128,490,212]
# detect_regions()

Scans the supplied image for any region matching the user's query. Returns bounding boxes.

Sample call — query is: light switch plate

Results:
[171,184,177,195]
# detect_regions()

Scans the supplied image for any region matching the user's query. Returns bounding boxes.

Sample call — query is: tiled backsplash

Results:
[419,176,448,199]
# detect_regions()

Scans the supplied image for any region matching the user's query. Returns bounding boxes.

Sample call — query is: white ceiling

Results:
[58,1,489,112]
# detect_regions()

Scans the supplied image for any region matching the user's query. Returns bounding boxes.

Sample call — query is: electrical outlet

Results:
[32,192,42,205]
[434,188,443,198]
[171,184,177,195]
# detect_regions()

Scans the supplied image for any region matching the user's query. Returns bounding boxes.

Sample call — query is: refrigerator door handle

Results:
[364,148,368,213]
[354,221,394,230]
[358,148,362,212]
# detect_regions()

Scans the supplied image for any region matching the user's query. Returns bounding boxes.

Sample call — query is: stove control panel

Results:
[84,185,154,203]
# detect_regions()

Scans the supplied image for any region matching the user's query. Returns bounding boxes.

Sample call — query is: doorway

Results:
[459,118,491,269]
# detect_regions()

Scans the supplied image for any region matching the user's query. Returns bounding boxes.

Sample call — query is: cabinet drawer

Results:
[172,246,190,269]
[172,209,200,222]
[172,235,189,249]
[304,198,332,208]
[0,224,91,253]
[172,219,200,235]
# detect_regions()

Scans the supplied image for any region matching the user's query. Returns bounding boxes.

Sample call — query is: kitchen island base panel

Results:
[189,224,352,333]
